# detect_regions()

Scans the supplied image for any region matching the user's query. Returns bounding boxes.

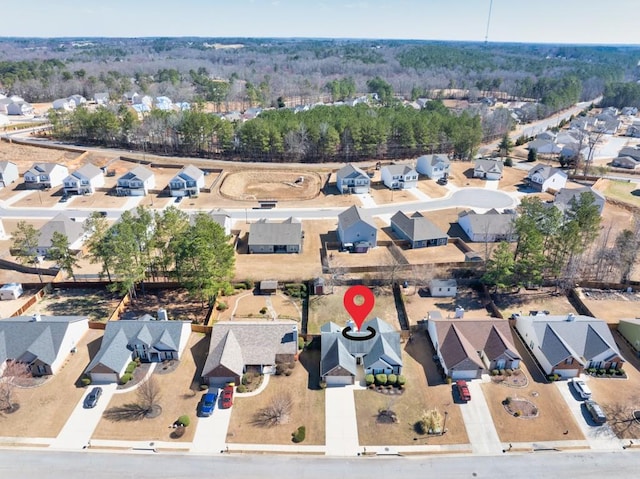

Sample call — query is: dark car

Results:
[84,387,103,408]
[437,177,448,185]
[199,392,217,417]
[584,400,607,425]
[221,383,234,409]
[59,195,69,203]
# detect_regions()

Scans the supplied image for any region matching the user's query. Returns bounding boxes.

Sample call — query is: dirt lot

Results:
[214,291,302,322]
[220,170,323,201]
[598,179,640,208]
[367,183,417,205]
[11,187,64,208]
[92,333,206,443]
[415,178,449,198]
[402,287,493,326]
[119,289,210,324]
[0,329,102,438]
[493,288,578,319]
[307,285,400,334]
[226,349,325,445]
[355,333,468,446]
[577,288,640,324]
[29,288,122,322]
[0,141,81,169]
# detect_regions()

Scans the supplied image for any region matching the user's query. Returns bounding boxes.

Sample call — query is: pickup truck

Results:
[456,380,471,402]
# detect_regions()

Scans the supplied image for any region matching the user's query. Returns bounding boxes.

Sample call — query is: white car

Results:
[571,378,592,399]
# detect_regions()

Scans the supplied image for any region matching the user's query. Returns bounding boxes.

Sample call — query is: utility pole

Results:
[484,0,494,44]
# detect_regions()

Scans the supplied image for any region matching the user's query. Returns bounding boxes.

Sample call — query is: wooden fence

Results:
[10,283,51,317]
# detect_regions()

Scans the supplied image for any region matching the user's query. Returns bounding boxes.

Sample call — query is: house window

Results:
[565,358,573,365]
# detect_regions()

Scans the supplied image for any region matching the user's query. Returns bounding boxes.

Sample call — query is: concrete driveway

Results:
[50,383,118,450]
[324,386,360,456]
[190,388,232,454]
[459,380,503,455]
[555,379,622,451]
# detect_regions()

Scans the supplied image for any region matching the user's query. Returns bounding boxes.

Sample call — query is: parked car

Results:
[84,387,103,408]
[570,378,592,400]
[455,380,471,402]
[59,195,69,203]
[584,400,607,425]
[174,196,183,203]
[199,392,217,417]
[221,383,234,409]
[437,177,448,185]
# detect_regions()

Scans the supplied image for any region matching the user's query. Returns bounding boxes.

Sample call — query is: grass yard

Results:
[400,243,467,264]
[600,179,640,208]
[307,285,400,334]
[0,329,103,438]
[92,333,206,442]
[215,291,302,322]
[11,188,63,208]
[226,349,325,445]
[493,288,577,319]
[30,288,122,322]
[355,333,468,446]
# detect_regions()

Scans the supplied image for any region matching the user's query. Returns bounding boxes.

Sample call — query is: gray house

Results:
[85,316,192,383]
[553,187,605,215]
[116,165,155,196]
[381,164,418,190]
[320,318,402,386]
[612,156,640,170]
[390,211,448,248]
[473,159,504,180]
[37,213,87,257]
[248,217,302,254]
[201,321,298,386]
[337,205,377,252]
[0,161,19,188]
[168,165,205,197]
[335,163,370,194]
[457,209,517,243]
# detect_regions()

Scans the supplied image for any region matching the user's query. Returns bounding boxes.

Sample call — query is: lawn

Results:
[30,288,122,322]
[92,333,206,443]
[354,333,468,446]
[226,349,325,445]
[0,329,103,438]
[215,291,302,322]
[601,179,640,208]
[307,285,400,334]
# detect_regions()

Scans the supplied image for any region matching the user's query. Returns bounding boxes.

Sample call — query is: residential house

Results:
[526,163,568,192]
[154,96,173,111]
[416,154,450,180]
[24,163,69,189]
[621,107,638,116]
[248,217,302,254]
[553,187,605,215]
[612,156,640,169]
[335,163,370,194]
[0,314,88,377]
[473,159,504,180]
[618,319,640,353]
[560,142,589,161]
[6,100,34,116]
[0,160,19,187]
[122,91,140,104]
[93,92,110,105]
[37,213,86,257]
[457,209,517,242]
[390,211,448,248]
[134,95,153,108]
[527,139,562,155]
[380,164,418,190]
[52,98,73,111]
[63,164,104,195]
[556,130,587,145]
[201,321,298,386]
[429,279,457,297]
[0,282,23,300]
[67,95,87,108]
[116,165,155,196]
[320,318,402,386]
[427,318,521,380]
[515,314,624,378]
[627,124,640,138]
[536,131,557,142]
[337,205,377,252]
[617,146,640,162]
[168,165,205,197]
[209,209,232,236]
[85,315,192,383]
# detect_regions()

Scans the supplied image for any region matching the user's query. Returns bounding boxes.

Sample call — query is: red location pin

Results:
[343,285,375,332]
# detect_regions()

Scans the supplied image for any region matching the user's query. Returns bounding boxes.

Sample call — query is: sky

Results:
[3,0,640,45]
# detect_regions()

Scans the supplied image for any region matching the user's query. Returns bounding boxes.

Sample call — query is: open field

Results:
[214,291,302,322]
[577,288,640,324]
[307,285,400,334]
[220,170,322,201]
[493,288,578,319]
[29,288,122,322]
[0,329,102,438]
[355,332,468,446]
[120,289,210,324]
[402,287,493,326]
[226,349,325,445]
[92,333,206,442]
[599,179,640,208]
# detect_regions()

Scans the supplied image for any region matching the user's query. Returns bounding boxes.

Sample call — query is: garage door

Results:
[208,377,236,387]
[324,376,354,386]
[555,369,579,379]
[450,370,479,380]
[90,372,118,384]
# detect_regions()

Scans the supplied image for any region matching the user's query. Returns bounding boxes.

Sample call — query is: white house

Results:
[416,154,450,180]
[116,165,155,196]
[335,163,370,194]
[63,164,104,195]
[6,100,34,116]
[473,159,504,180]
[93,92,110,105]
[168,165,205,197]
[0,160,19,188]
[526,163,568,192]
[337,205,377,252]
[380,164,418,189]
[52,98,73,111]
[24,163,69,189]
[527,139,562,155]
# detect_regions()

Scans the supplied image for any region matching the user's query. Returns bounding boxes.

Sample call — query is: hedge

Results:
[365,374,375,386]
[375,374,388,386]
[292,426,306,443]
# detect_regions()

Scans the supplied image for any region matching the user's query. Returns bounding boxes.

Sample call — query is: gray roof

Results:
[474,159,504,174]
[69,163,102,181]
[0,315,87,368]
[28,163,63,175]
[336,163,368,180]
[120,165,154,182]
[391,211,448,242]
[248,217,302,247]
[419,154,449,167]
[38,213,85,249]
[430,279,457,289]
[320,317,401,376]
[209,209,230,228]
[383,164,417,176]
[85,318,191,375]
[338,205,376,231]
[619,146,640,161]
[173,165,204,182]
[527,163,566,181]
[458,209,516,235]
[553,187,605,213]
[0,160,16,173]
[202,321,298,377]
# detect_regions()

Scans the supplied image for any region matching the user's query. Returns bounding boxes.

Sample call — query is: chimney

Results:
[32,313,42,322]
[567,313,575,322]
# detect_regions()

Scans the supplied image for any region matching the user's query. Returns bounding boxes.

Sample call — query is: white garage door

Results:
[555,369,579,379]
[325,376,354,386]
[450,370,479,380]
[208,376,236,387]
[90,372,118,384]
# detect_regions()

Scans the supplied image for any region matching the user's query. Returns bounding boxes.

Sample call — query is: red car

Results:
[221,383,234,409]
[456,380,471,402]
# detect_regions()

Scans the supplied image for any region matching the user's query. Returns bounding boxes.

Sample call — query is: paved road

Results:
[1,448,640,479]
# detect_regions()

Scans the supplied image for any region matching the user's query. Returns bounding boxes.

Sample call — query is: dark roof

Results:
[390,211,448,242]
[248,218,302,246]
[338,205,376,231]
[38,213,85,249]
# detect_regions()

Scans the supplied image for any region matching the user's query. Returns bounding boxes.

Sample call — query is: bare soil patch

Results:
[415,178,448,198]
[215,291,301,322]
[493,287,578,319]
[29,288,122,322]
[402,287,493,327]
[367,183,416,205]
[220,170,322,201]
[0,141,81,168]
[120,289,209,324]
[399,243,467,264]
[577,288,640,324]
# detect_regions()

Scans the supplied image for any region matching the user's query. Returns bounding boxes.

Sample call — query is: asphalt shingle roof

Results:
[38,213,85,250]
[338,205,376,230]
[391,211,448,242]
[248,218,302,247]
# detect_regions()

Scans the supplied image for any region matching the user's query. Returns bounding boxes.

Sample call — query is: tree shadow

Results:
[404,331,445,387]
[103,403,162,422]
[74,336,103,387]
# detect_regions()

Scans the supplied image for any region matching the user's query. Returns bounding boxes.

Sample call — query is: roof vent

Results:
[567,313,575,322]
[32,313,42,322]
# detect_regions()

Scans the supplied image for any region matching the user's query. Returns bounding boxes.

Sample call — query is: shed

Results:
[0,282,23,301]
[260,280,278,295]
[429,279,458,297]
[312,277,326,295]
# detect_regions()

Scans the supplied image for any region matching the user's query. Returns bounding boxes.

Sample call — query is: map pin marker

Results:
[343,285,375,332]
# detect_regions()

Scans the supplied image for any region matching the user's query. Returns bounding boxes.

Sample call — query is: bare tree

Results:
[103,376,163,422]
[137,376,162,416]
[0,360,31,413]
[252,394,293,427]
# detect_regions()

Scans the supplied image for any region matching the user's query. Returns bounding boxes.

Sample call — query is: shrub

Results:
[387,374,398,385]
[237,384,247,393]
[199,384,209,391]
[244,279,255,290]
[177,415,190,427]
[292,426,306,443]
[505,369,513,377]
[298,337,305,350]
[222,284,235,296]
[125,361,137,374]
[607,369,617,376]
[499,369,506,376]
[260,307,268,315]
[81,377,91,387]
[503,397,512,405]
[216,302,228,311]
[618,368,626,376]
[365,374,375,386]
[284,369,293,376]
[134,357,141,365]
[504,157,513,167]
[587,368,597,374]
[319,380,327,389]
[375,374,388,386]
[446,377,452,385]
[597,369,606,376]
[491,369,499,376]
[396,375,406,386]
[120,373,133,384]
[276,363,287,375]
[514,411,521,417]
